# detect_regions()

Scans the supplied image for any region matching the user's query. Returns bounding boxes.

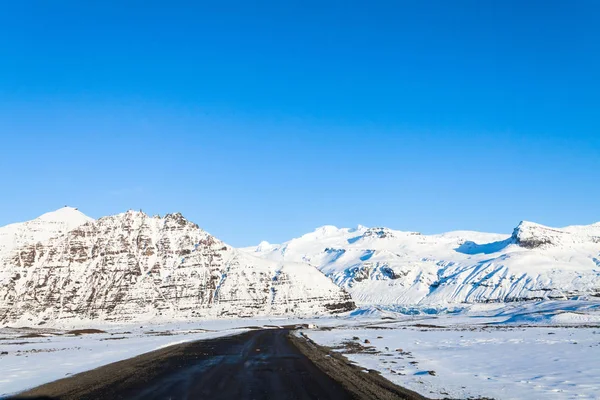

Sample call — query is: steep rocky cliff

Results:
[0,209,354,325]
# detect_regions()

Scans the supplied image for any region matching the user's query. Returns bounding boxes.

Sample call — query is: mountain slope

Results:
[0,210,353,325]
[0,207,93,259]
[243,223,600,305]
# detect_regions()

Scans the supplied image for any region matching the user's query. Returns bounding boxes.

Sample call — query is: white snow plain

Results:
[1,301,599,399]
[301,300,600,400]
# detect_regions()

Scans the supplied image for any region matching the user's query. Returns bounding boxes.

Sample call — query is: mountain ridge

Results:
[0,207,93,260]
[2,208,598,324]
[244,221,600,305]
[0,209,354,326]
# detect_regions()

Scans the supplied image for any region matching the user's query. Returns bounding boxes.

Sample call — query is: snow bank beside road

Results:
[0,319,275,397]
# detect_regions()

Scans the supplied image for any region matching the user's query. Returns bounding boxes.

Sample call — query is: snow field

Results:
[301,303,600,399]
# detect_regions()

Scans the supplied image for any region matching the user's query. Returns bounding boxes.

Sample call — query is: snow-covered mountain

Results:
[0,207,93,259]
[0,209,353,326]
[242,222,600,305]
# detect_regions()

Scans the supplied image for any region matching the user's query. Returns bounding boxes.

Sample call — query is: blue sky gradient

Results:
[1,1,599,246]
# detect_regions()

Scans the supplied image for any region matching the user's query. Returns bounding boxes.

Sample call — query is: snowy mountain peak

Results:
[514,220,542,229]
[512,221,559,249]
[362,227,398,239]
[256,240,274,252]
[96,210,201,231]
[303,225,342,238]
[352,224,368,232]
[512,220,600,249]
[0,207,94,259]
[244,221,600,305]
[0,210,354,325]
[36,206,93,226]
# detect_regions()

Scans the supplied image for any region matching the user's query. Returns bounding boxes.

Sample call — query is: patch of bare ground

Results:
[331,340,381,354]
[143,330,175,336]
[66,329,107,336]
[14,347,81,356]
[412,324,444,329]
[234,325,265,330]
[318,326,334,331]
[281,324,311,330]
[3,341,34,345]
[18,333,47,338]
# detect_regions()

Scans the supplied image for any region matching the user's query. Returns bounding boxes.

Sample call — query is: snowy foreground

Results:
[1,301,600,399]
[0,317,331,397]
[302,301,600,400]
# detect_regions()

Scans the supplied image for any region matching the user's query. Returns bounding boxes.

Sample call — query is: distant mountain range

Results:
[1,208,598,326]
[243,221,600,305]
[0,208,353,326]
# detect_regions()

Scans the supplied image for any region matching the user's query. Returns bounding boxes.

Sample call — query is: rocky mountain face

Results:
[2,207,598,325]
[512,221,600,249]
[0,209,354,326]
[244,222,600,306]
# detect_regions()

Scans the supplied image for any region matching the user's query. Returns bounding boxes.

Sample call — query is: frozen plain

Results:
[301,300,600,400]
[1,300,599,399]
[0,317,329,397]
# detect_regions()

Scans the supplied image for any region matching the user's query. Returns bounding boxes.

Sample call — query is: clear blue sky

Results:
[1,1,599,246]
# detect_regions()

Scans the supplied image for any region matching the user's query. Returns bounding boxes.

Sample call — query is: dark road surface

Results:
[15,329,426,400]
[125,329,354,400]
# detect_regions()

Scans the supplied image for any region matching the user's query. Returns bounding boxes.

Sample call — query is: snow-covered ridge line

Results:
[0,207,93,259]
[512,220,600,248]
[243,221,600,306]
[0,208,354,326]
[302,301,600,400]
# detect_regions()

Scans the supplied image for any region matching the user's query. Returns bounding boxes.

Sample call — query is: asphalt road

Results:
[124,329,354,400]
[14,329,426,400]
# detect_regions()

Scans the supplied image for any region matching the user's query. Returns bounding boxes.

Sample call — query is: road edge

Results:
[288,331,430,400]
